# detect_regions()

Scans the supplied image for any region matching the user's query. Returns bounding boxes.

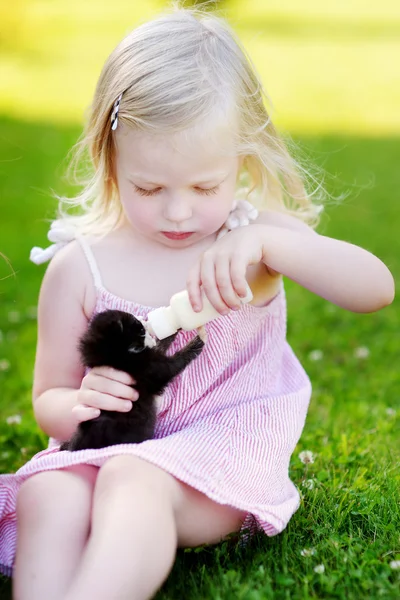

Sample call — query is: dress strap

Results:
[75,235,103,290]
[30,221,103,290]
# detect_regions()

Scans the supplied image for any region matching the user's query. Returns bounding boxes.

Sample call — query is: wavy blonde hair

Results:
[57,5,324,235]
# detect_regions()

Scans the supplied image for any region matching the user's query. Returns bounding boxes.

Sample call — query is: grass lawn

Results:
[0,1,400,598]
[0,122,399,600]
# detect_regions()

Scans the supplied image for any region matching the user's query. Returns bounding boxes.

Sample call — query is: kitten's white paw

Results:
[197,326,207,343]
[137,316,157,347]
[154,395,163,413]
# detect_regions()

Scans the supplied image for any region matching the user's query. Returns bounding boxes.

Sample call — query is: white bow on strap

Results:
[30,220,77,265]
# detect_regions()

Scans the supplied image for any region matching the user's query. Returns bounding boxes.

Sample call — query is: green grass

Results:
[0,119,399,598]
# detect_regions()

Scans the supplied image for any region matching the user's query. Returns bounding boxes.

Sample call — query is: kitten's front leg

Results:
[169,334,205,370]
[147,334,205,394]
[155,332,179,354]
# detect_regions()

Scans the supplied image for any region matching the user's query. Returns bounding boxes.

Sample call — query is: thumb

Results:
[72,404,100,423]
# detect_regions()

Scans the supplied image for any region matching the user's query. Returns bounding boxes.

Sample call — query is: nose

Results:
[163,193,192,224]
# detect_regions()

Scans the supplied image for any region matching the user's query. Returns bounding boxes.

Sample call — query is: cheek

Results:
[201,188,236,228]
[120,196,156,229]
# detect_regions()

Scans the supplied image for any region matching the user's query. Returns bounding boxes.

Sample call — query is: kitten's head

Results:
[80,310,155,369]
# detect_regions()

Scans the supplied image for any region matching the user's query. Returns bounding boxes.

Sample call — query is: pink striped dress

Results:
[0,237,312,576]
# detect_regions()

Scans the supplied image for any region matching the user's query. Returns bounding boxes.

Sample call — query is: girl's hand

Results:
[187,225,267,314]
[72,366,138,423]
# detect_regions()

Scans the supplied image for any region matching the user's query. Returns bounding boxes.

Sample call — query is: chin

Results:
[159,236,198,248]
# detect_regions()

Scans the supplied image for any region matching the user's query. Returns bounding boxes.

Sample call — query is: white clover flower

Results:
[314,564,325,574]
[6,414,22,425]
[302,479,316,490]
[299,450,315,464]
[354,346,370,359]
[386,408,396,417]
[8,310,21,323]
[26,306,38,319]
[390,560,400,570]
[300,548,316,557]
[309,349,323,361]
[0,359,10,372]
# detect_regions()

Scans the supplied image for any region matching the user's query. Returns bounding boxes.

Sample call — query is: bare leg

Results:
[64,456,178,600]
[13,464,97,600]
[64,456,246,600]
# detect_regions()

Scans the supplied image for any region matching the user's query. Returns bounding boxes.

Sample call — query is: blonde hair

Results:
[57,5,324,235]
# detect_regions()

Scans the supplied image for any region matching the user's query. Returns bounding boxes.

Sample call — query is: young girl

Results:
[0,6,394,600]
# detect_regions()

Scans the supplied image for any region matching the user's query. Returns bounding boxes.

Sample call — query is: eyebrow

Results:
[127,171,230,186]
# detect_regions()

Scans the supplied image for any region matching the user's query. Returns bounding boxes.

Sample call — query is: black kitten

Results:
[60,310,205,451]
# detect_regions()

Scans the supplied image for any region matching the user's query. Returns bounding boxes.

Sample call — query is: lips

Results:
[162,232,194,240]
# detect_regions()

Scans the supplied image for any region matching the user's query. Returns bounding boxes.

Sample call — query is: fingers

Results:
[188,251,249,315]
[72,404,101,423]
[89,366,136,386]
[200,251,231,315]
[80,388,134,410]
[82,372,138,402]
[186,260,203,312]
[76,366,139,420]
[214,254,247,309]
[72,398,132,424]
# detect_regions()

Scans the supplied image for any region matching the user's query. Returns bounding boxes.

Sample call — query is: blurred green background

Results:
[1,0,400,134]
[0,2,399,598]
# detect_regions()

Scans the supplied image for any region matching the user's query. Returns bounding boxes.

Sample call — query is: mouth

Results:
[161,232,194,241]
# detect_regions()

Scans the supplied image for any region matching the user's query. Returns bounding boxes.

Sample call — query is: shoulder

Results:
[255,209,317,235]
[42,240,87,288]
[40,240,96,319]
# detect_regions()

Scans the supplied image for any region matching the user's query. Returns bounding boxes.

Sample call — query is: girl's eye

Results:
[132,184,219,196]
[194,186,219,196]
[133,185,162,197]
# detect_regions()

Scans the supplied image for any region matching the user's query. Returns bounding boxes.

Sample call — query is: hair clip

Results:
[111,93,123,131]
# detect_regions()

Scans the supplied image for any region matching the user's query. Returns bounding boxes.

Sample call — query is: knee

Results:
[17,466,96,521]
[17,472,61,521]
[97,455,178,502]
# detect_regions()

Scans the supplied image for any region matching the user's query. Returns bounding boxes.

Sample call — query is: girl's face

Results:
[114,125,241,248]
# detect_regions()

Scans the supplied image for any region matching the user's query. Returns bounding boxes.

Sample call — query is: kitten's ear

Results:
[128,344,145,354]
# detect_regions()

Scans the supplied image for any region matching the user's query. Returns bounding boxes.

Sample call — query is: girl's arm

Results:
[257,224,395,313]
[187,215,394,314]
[33,242,90,441]
[33,242,137,442]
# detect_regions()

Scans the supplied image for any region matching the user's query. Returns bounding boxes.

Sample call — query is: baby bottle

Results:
[146,283,253,339]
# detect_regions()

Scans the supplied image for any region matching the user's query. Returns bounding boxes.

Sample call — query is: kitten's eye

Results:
[128,344,145,354]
